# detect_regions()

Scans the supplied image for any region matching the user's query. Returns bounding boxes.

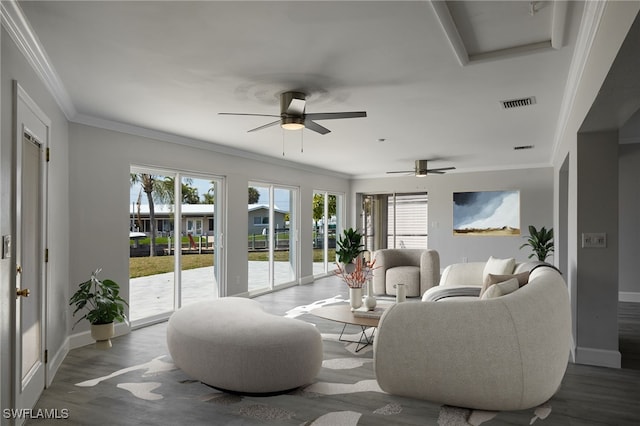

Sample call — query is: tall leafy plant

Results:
[336,228,365,265]
[70,269,128,327]
[520,225,554,261]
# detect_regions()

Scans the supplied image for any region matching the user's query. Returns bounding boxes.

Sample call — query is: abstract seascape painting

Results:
[453,190,520,236]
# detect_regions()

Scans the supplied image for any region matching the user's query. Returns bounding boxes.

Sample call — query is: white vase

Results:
[395,283,406,303]
[349,287,363,311]
[91,322,115,349]
[363,281,377,311]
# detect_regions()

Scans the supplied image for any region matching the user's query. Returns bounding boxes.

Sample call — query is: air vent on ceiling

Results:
[514,145,534,150]
[501,96,536,109]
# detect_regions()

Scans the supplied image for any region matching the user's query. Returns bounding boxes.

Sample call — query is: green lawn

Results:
[129,249,335,278]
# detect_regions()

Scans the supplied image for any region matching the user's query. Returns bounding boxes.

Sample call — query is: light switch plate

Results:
[582,232,607,248]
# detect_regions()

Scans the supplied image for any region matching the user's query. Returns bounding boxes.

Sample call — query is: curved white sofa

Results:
[374,265,571,411]
[167,297,323,395]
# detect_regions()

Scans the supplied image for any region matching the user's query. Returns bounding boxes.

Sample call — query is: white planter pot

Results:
[91,322,115,349]
[349,287,363,311]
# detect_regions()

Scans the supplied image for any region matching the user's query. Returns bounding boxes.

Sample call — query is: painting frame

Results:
[453,190,520,236]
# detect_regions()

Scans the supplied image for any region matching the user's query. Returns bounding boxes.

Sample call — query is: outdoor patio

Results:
[129,261,331,321]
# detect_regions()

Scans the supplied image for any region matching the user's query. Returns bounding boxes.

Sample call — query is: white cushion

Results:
[481,278,519,300]
[482,256,516,283]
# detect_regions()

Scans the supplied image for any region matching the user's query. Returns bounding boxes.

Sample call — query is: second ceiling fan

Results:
[219,91,366,135]
[387,160,456,177]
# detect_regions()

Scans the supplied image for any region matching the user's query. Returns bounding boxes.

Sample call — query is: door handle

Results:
[16,288,30,298]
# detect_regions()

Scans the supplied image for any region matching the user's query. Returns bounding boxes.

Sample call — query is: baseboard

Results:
[300,275,314,285]
[68,322,131,350]
[46,338,69,387]
[575,346,621,368]
[619,291,640,303]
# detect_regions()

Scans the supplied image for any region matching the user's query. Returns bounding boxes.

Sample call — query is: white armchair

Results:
[371,249,440,297]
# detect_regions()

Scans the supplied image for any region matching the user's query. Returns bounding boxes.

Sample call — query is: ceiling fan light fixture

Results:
[281,116,305,131]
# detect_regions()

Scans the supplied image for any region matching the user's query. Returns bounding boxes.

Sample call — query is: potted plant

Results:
[336,228,365,268]
[335,258,378,310]
[69,268,128,348]
[520,225,554,261]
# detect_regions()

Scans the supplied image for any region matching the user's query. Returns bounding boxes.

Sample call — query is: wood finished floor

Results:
[28,276,640,425]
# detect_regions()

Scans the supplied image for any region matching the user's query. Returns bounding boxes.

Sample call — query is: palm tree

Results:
[130,173,159,257]
[202,182,215,204]
[156,177,197,204]
[248,187,260,204]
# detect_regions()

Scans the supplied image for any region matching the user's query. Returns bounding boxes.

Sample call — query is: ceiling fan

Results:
[387,160,456,177]
[219,91,366,135]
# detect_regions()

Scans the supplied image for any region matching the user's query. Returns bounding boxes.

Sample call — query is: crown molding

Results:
[550,1,607,162]
[72,113,351,180]
[0,0,76,119]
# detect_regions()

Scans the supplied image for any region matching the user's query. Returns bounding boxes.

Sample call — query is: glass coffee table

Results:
[310,302,392,352]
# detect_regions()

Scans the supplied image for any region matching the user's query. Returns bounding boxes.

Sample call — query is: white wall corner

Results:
[619,291,640,303]
[46,339,69,387]
[575,346,621,369]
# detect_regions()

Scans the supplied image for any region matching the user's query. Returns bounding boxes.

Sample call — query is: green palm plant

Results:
[520,225,554,261]
[336,228,365,265]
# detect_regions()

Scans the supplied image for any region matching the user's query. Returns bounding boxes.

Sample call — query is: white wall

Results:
[1,26,70,413]
[576,130,620,365]
[352,167,553,268]
[67,122,350,335]
[552,1,640,368]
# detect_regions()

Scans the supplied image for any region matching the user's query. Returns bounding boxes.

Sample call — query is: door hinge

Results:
[44,350,48,364]
[45,248,49,263]
[46,147,50,162]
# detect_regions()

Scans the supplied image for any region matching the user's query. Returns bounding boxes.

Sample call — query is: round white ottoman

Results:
[166,297,322,395]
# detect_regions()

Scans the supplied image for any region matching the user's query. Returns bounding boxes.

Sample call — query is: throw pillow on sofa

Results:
[482,256,516,283]
[479,271,530,298]
[480,277,519,300]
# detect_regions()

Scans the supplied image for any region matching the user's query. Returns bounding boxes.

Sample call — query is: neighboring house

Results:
[247,204,287,236]
[131,204,214,236]
[131,203,287,236]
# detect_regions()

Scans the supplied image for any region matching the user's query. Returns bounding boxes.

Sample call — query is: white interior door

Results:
[14,84,48,419]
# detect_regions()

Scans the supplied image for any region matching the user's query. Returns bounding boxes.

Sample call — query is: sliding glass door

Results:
[360,192,428,252]
[313,191,342,276]
[248,182,297,293]
[129,167,224,325]
[180,175,223,305]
